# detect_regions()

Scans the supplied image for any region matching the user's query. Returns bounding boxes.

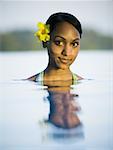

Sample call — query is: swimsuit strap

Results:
[35,71,44,82]
[72,73,78,83]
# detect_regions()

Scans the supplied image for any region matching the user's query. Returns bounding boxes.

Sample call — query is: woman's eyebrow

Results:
[54,36,80,41]
[72,38,80,41]
[54,36,65,40]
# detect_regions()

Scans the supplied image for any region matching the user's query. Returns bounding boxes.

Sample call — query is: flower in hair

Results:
[34,22,50,42]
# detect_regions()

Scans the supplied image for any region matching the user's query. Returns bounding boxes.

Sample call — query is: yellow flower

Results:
[34,22,50,42]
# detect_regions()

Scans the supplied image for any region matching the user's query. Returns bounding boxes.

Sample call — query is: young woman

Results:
[28,12,83,84]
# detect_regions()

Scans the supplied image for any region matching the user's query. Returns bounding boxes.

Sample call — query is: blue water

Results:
[0,50,113,150]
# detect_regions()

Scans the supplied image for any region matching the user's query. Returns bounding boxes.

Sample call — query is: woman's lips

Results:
[59,57,71,64]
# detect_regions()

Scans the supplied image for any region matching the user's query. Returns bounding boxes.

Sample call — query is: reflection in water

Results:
[41,80,84,141]
[48,124,84,142]
[47,88,80,129]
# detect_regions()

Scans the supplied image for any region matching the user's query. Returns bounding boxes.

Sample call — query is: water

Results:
[0,50,113,150]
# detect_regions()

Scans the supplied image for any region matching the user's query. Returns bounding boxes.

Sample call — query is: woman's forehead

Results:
[51,21,80,39]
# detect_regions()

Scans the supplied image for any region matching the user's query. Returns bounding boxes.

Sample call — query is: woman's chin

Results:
[57,64,69,70]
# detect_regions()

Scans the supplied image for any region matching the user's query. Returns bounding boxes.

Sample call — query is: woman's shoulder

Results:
[72,73,84,81]
[27,71,44,82]
[27,74,39,82]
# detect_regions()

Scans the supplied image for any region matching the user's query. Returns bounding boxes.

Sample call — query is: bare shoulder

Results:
[76,74,84,80]
[27,73,39,82]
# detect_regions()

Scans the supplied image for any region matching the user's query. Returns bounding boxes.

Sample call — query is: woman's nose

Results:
[62,44,72,56]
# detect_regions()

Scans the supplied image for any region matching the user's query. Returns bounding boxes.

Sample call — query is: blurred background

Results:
[0,0,113,51]
[0,2,113,149]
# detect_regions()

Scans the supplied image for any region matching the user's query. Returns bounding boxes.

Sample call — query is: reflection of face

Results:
[47,21,80,70]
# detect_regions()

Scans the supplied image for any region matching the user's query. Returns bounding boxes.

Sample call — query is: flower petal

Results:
[35,22,50,42]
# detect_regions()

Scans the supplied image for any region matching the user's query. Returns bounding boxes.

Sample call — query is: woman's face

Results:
[47,21,80,70]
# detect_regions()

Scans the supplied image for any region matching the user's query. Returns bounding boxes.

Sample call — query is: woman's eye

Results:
[54,41,64,46]
[72,42,79,48]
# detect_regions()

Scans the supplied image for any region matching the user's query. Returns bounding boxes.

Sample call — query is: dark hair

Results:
[43,12,82,48]
[46,12,82,37]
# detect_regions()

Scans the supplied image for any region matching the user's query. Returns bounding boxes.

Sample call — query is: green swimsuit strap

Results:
[35,71,44,82]
[72,73,78,82]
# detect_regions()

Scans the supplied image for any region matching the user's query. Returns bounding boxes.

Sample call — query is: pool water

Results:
[0,50,113,150]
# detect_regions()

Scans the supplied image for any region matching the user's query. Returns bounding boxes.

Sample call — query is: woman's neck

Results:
[44,65,72,81]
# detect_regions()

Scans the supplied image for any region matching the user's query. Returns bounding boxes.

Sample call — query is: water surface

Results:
[0,50,113,150]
